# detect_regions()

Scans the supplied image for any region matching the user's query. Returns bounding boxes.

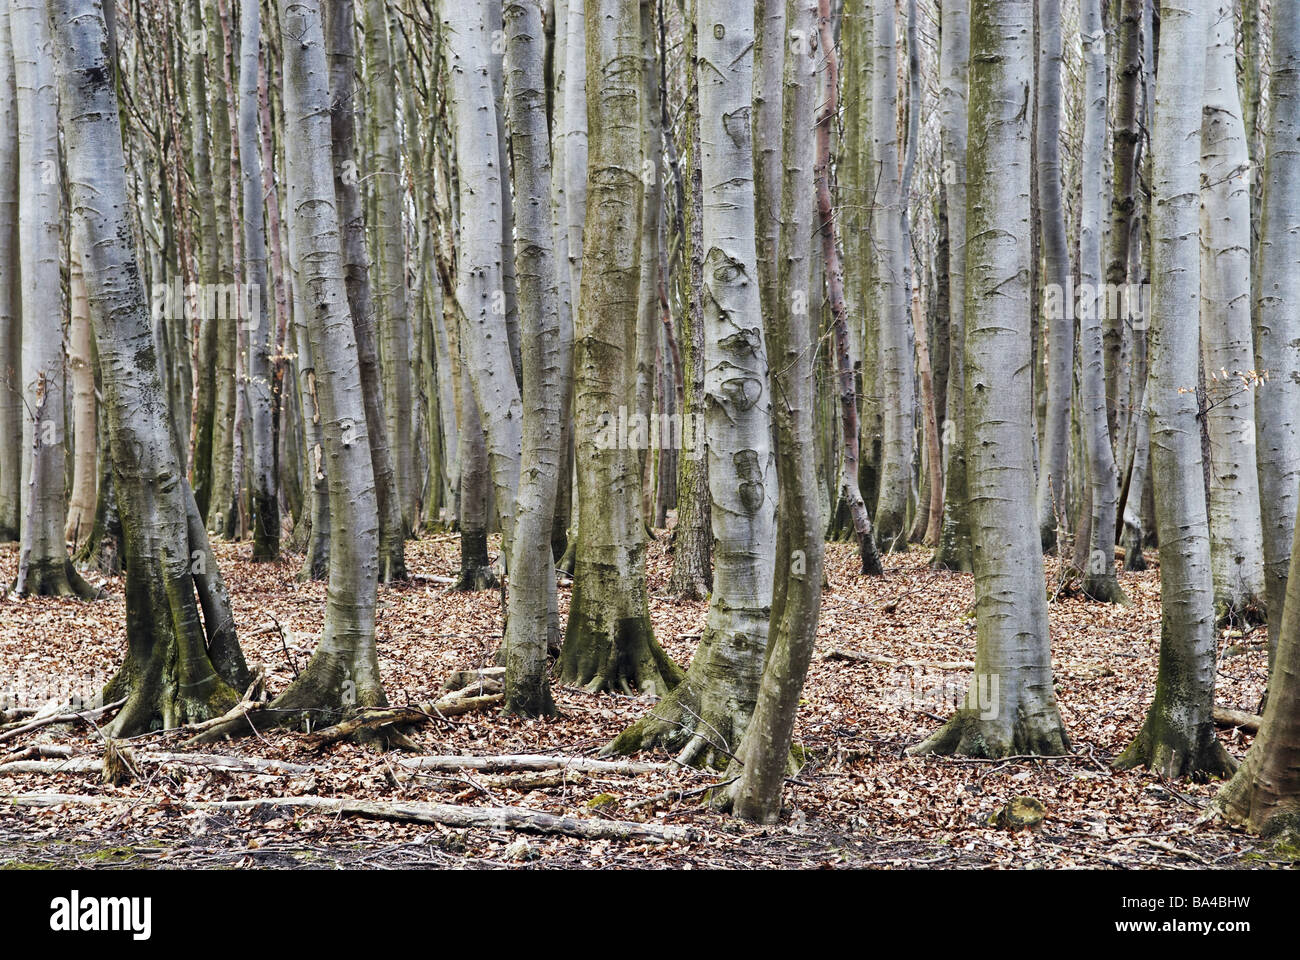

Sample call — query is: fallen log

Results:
[0,698,126,745]
[2,792,696,844]
[0,751,316,777]
[398,754,668,776]
[440,666,505,693]
[1213,705,1261,734]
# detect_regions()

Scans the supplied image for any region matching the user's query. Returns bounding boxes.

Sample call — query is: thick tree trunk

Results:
[500,0,560,719]
[610,0,777,765]
[909,0,1070,760]
[1254,0,1300,664]
[558,0,682,697]
[1115,0,1234,781]
[50,0,249,734]
[931,0,971,573]
[1199,2,1265,624]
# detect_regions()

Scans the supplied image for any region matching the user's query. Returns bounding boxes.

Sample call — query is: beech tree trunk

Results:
[909,0,1069,760]
[868,0,915,551]
[13,0,92,597]
[50,0,249,734]
[1033,0,1072,553]
[263,0,386,725]
[610,0,777,765]
[931,0,971,573]
[500,0,560,718]
[1254,0,1300,663]
[1199,1,1265,624]
[0,0,17,543]
[557,0,682,696]
[1115,0,1234,781]
[721,0,824,823]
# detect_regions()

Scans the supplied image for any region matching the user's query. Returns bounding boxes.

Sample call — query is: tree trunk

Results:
[65,234,98,548]
[13,0,91,598]
[50,0,249,734]
[239,0,280,562]
[361,0,416,534]
[1033,0,1072,554]
[443,0,524,562]
[558,0,682,697]
[666,0,712,602]
[1199,2,1266,624]
[720,0,824,823]
[931,0,971,572]
[325,0,406,582]
[868,0,915,552]
[0,0,17,543]
[258,0,386,727]
[609,0,777,765]
[1254,0,1300,665]
[909,0,1070,760]
[500,0,560,719]
[1075,0,1125,603]
[1115,0,1234,781]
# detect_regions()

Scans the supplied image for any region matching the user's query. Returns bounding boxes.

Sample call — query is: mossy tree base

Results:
[455,529,496,591]
[908,708,1071,759]
[1114,713,1237,781]
[605,674,744,768]
[1081,571,1129,605]
[105,645,241,738]
[1122,526,1147,571]
[13,557,101,599]
[559,598,683,697]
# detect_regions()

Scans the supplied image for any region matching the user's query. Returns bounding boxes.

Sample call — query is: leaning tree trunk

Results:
[1115,0,1234,781]
[1075,0,1125,603]
[718,0,824,823]
[1200,2,1266,625]
[499,0,560,719]
[0,0,21,543]
[325,0,406,582]
[557,0,682,696]
[13,0,93,598]
[931,0,971,572]
[443,0,523,560]
[1033,0,1072,554]
[239,0,280,561]
[909,0,1070,760]
[1254,0,1300,665]
[609,0,777,766]
[868,0,915,552]
[50,0,249,734]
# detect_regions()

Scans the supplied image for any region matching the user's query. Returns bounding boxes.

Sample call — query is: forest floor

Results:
[0,530,1287,870]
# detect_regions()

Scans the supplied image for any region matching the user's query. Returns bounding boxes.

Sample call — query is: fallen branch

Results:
[823,648,975,671]
[0,698,126,745]
[1213,705,1261,733]
[0,751,315,777]
[2,792,696,844]
[305,694,503,749]
[397,754,669,776]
